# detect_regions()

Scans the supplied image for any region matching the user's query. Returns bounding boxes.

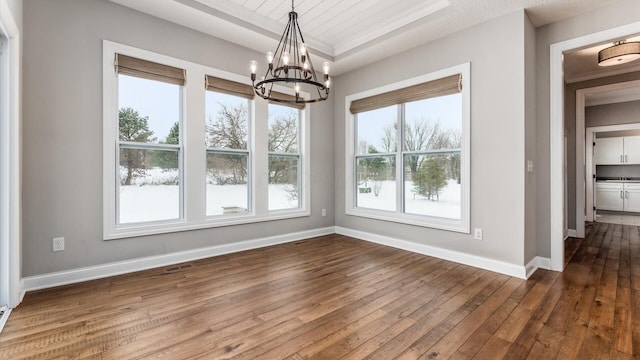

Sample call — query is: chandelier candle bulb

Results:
[267,51,274,70]
[299,43,307,62]
[323,62,330,75]
[250,60,257,81]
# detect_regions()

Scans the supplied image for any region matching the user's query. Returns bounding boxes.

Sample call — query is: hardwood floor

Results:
[0,222,637,359]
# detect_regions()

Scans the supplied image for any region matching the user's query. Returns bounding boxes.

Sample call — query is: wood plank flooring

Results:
[0,222,637,359]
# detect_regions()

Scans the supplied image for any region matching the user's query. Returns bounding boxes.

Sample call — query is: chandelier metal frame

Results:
[250,0,330,104]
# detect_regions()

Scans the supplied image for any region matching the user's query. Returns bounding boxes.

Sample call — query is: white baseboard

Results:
[335,226,528,279]
[567,229,577,238]
[22,227,335,292]
[0,307,11,334]
[525,256,552,278]
[22,225,548,293]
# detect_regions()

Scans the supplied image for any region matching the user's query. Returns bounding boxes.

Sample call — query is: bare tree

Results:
[378,118,461,181]
[206,103,248,149]
[268,114,297,153]
[268,111,298,184]
[445,129,462,183]
[206,102,248,184]
[403,118,444,177]
[381,124,396,153]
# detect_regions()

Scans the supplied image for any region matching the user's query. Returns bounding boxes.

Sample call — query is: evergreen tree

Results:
[150,122,180,172]
[119,107,156,185]
[165,121,179,145]
[413,157,447,200]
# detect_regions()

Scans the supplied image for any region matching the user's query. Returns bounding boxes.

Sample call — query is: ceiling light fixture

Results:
[250,0,330,104]
[598,41,640,67]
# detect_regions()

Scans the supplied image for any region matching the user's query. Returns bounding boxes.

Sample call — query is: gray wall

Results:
[524,13,537,264]
[586,100,640,128]
[535,0,640,257]
[334,11,529,267]
[22,0,334,276]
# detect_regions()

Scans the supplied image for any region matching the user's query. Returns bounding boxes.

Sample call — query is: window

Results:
[115,56,184,225]
[103,41,310,239]
[268,103,301,211]
[346,63,470,233]
[205,90,251,216]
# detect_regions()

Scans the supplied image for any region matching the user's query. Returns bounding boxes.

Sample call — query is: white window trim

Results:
[103,40,310,240]
[344,63,470,233]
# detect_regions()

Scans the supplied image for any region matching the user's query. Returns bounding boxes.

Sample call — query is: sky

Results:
[356,93,462,153]
[118,74,180,142]
[119,75,298,144]
[118,74,460,150]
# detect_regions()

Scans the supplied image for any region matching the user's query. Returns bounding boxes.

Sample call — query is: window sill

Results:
[104,210,311,240]
[345,207,469,234]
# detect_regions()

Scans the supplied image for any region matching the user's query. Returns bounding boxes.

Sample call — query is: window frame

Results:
[116,141,184,225]
[345,63,470,233]
[204,91,252,217]
[103,40,310,240]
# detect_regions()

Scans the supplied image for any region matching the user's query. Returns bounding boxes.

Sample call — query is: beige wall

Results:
[22,0,335,276]
[334,11,529,267]
[535,0,640,257]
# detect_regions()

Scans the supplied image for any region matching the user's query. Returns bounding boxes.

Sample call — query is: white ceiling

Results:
[111,0,623,75]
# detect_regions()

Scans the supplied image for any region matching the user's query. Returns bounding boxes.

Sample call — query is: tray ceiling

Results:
[111,0,622,75]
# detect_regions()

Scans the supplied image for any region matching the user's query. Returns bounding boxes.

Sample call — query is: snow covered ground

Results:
[118,168,298,223]
[357,179,461,219]
[119,169,459,224]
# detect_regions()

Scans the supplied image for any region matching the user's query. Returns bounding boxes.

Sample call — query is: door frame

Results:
[550,20,640,271]
[0,0,22,310]
[581,81,640,222]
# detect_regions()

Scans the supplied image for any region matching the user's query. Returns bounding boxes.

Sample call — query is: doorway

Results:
[580,82,640,222]
[550,21,640,271]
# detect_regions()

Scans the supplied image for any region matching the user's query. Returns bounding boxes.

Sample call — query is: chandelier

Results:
[250,0,330,104]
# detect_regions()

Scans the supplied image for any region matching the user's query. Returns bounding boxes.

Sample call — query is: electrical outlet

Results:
[321,208,327,217]
[52,237,65,252]
[474,228,483,240]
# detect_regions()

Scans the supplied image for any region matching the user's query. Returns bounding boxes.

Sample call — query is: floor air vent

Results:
[163,263,194,274]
